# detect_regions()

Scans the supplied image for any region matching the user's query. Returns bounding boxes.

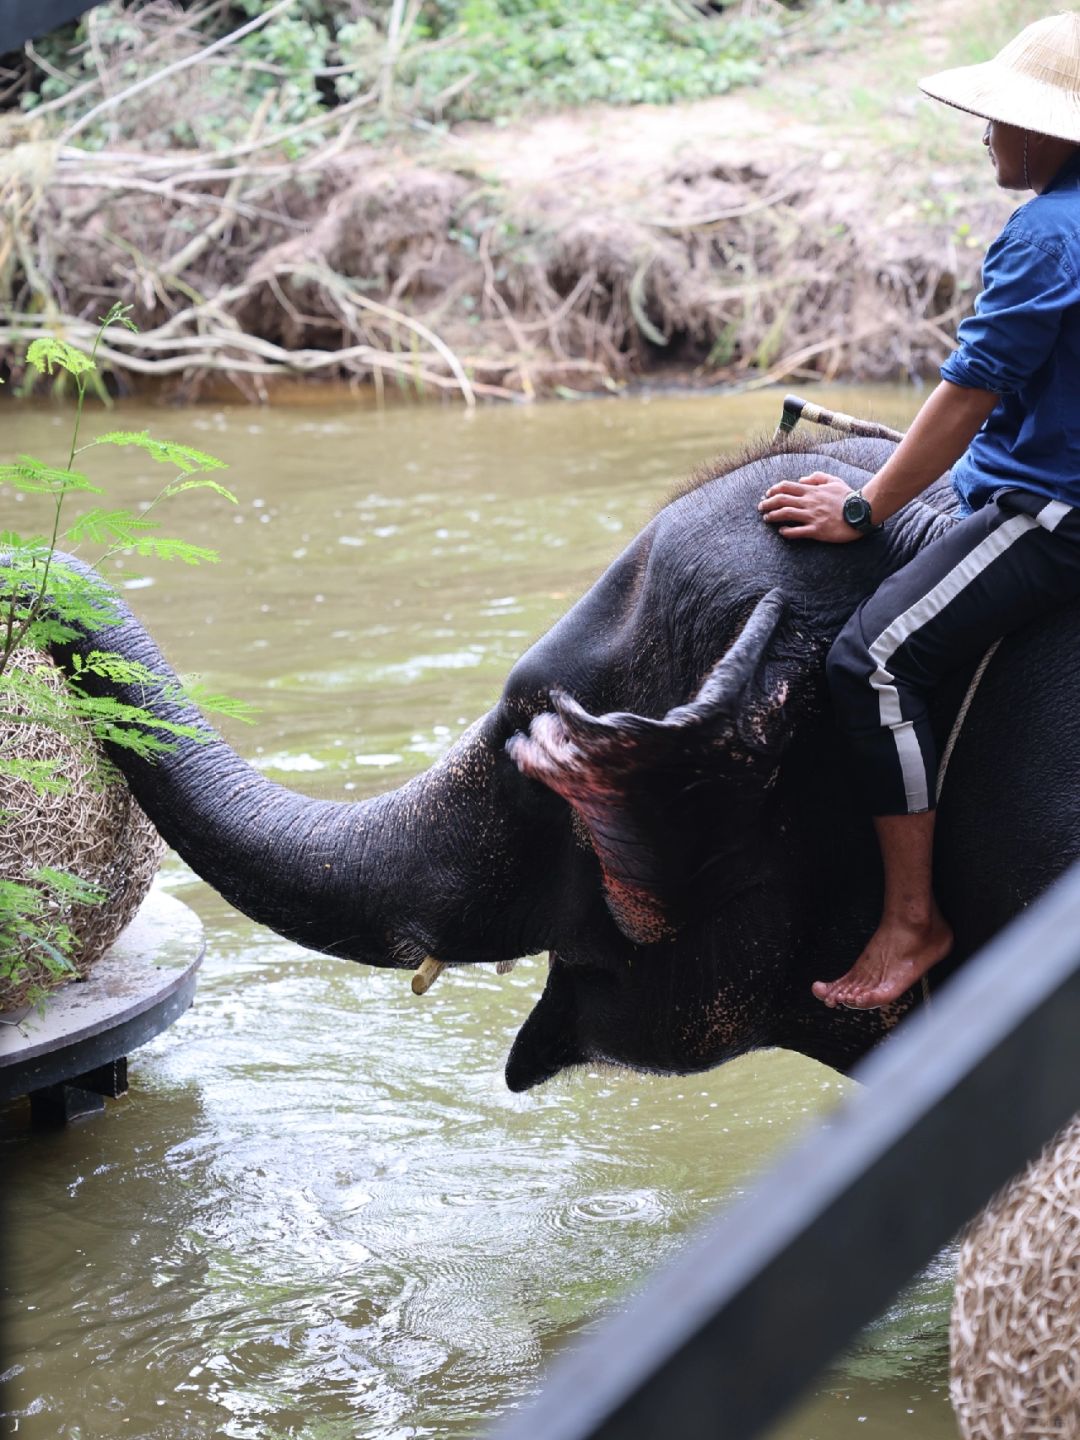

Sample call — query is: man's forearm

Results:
[862,380,1001,523]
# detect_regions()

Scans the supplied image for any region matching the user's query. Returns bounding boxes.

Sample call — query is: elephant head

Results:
[506,589,804,947]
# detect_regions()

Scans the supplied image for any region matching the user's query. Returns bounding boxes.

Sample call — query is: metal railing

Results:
[487,862,1080,1440]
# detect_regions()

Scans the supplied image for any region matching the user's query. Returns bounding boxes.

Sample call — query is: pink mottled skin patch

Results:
[600,874,674,945]
[509,712,621,799]
[508,714,672,945]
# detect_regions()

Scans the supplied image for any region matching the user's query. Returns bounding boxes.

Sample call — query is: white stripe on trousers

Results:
[867,499,1065,812]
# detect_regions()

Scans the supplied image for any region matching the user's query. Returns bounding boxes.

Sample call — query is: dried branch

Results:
[379,0,425,119]
[646,183,803,231]
[288,264,478,408]
[57,84,377,176]
[159,92,275,281]
[57,0,298,148]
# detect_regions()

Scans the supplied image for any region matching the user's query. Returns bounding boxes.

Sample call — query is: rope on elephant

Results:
[936,639,1003,805]
[929,639,1001,1015]
[914,637,1002,1007]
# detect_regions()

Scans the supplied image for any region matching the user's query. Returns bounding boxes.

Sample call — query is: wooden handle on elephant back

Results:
[774,394,906,445]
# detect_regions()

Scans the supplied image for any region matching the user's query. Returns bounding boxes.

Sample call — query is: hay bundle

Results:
[951,1114,1080,1437]
[0,649,163,1012]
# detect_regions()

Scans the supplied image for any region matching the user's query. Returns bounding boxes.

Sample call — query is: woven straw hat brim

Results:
[919,59,1080,145]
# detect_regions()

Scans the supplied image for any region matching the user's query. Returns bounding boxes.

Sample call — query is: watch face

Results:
[843,493,870,526]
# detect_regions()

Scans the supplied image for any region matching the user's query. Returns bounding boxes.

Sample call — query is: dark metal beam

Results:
[487,863,1080,1440]
[0,2,106,55]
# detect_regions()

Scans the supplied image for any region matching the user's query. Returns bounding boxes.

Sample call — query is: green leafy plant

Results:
[0,303,247,1008]
[395,0,770,120]
[0,872,107,1004]
[18,0,905,148]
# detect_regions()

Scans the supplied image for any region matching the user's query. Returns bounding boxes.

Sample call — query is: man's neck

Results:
[1036,142,1080,194]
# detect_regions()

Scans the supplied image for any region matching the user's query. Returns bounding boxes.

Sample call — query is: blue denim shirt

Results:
[941,149,1080,511]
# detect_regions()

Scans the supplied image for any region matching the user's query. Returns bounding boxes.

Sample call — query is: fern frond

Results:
[26,338,95,380]
[0,458,102,495]
[99,302,138,334]
[65,509,160,547]
[0,757,70,796]
[172,679,257,725]
[70,650,163,688]
[163,477,237,503]
[91,431,229,475]
[33,868,107,906]
[133,537,219,565]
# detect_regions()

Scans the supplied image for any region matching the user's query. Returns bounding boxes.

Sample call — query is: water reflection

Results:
[1,386,957,1439]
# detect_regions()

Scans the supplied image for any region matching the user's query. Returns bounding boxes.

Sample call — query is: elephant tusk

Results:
[412,956,446,995]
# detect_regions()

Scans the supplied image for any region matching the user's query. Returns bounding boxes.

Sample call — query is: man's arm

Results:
[757,380,1001,542]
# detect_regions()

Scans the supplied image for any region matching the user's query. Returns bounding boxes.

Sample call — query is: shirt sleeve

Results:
[940,218,1074,395]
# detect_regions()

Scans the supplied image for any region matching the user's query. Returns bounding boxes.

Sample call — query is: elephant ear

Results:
[506,590,813,946]
[504,956,585,1093]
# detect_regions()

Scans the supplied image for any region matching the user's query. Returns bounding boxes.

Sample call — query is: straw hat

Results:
[919,12,1080,145]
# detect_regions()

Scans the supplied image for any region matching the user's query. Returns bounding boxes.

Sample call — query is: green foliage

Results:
[0,303,245,1009]
[0,870,107,1008]
[0,757,67,803]
[19,1,902,146]
[399,0,772,119]
[89,432,227,476]
[21,1,341,150]
[26,337,98,379]
[0,459,101,496]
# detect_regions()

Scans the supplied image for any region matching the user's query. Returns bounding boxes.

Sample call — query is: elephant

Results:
[32,433,1080,1092]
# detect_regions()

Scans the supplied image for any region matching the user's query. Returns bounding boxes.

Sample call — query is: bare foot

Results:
[812,910,953,1010]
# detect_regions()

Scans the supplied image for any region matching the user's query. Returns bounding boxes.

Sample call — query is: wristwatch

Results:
[841,488,877,536]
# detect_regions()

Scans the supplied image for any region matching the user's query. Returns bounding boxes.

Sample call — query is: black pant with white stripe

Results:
[827,489,1080,816]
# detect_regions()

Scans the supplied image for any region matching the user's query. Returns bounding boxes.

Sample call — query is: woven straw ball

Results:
[0,648,163,1011]
[951,1113,1080,1438]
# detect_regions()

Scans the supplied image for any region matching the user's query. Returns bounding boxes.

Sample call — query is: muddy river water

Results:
[1,385,960,1439]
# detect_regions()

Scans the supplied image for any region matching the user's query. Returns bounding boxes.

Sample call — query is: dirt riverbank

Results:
[0,0,1051,402]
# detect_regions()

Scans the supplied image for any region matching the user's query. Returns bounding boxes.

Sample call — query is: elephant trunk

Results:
[118,734,403,962]
[43,556,465,969]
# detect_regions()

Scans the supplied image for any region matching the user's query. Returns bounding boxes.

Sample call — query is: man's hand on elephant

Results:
[757,472,861,543]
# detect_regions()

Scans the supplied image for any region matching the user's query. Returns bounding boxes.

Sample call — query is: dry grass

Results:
[0,0,1031,401]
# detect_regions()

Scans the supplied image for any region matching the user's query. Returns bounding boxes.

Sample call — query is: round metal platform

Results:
[0,887,204,1122]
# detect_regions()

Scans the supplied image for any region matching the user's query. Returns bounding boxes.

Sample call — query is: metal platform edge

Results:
[0,888,205,1106]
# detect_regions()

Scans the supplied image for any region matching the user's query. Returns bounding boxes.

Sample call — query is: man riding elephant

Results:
[759,11,1080,1011]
